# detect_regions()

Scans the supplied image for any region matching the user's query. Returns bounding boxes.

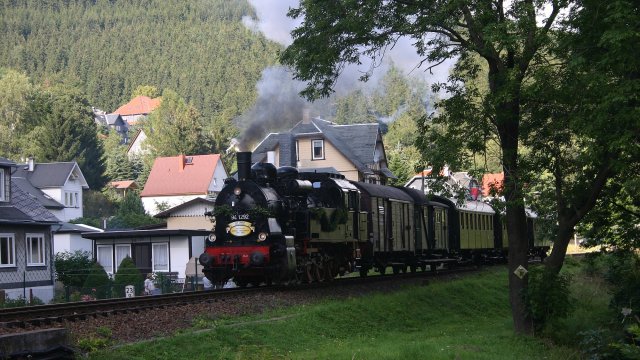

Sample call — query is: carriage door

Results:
[133,243,152,276]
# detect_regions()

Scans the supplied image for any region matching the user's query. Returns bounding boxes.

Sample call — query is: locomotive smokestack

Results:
[237,152,252,181]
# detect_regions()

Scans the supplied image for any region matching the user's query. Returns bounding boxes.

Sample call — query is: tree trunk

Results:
[544,221,574,275]
[505,179,533,334]
[496,92,532,335]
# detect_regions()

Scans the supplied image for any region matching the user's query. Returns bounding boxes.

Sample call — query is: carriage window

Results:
[460,213,464,229]
[347,191,358,210]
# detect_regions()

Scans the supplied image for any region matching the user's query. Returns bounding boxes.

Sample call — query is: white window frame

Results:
[312,139,325,160]
[152,243,169,272]
[26,233,46,266]
[64,191,80,208]
[0,168,5,201]
[295,140,299,161]
[97,245,114,274]
[115,244,132,273]
[0,233,15,267]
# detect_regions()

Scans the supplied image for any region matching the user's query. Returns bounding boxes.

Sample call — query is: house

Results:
[54,223,102,255]
[482,173,504,198]
[93,109,129,144]
[109,180,138,199]
[0,157,59,303]
[405,168,482,200]
[12,159,89,222]
[127,129,148,160]
[251,116,395,184]
[82,228,210,280]
[114,95,161,126]
[154,197,215,231]
[140,154,227,216]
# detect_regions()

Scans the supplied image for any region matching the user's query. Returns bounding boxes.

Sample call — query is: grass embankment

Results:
[87,266,596,360]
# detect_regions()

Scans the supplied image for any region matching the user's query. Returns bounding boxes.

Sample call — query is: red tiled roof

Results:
[114,96,161,116]
[482,173,504,196]
[110,180,137,189]
[141,154,222,197]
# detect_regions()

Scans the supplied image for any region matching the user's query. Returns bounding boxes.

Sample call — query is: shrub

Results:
[54,250,93,287]
[83,262,112,299]
[524,265,574,332]
[602,250,640,314]
[0,295,44,308]
[113,256,144,297]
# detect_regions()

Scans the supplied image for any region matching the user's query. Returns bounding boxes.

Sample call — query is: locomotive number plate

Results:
[227,221,255,236]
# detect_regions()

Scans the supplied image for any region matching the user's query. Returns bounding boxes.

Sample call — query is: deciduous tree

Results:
[280,0,567,334]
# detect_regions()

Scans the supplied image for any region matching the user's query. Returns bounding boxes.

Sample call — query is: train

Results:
[198,152,550,287]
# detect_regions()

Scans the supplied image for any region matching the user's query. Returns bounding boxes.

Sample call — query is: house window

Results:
[64,191,80,208]
[26,233,45,266]
[115,244,131,272]
[152,243,169,271]
[0,168,5,202]
[97,245,113,274]
[0,234,15,267]
[312,139,324,160]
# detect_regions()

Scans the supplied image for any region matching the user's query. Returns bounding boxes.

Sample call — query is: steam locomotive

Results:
[198,152,549,287]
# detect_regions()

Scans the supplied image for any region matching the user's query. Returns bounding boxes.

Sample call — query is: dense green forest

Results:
[0,0,281,120]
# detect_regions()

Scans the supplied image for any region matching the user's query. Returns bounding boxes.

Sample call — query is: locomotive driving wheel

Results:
[313,261,325,282]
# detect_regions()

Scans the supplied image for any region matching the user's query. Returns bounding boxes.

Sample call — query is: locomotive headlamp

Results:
[208,233,217,242]
[233,187,242,196]
[257,232,268,242]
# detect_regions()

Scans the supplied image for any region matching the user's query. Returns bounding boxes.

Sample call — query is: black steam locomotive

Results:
[198,152,549,287]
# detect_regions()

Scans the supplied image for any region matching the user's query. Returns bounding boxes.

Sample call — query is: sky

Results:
[242,0,454,88]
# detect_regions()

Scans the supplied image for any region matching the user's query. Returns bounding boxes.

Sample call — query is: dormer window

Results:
[0,168,6,202]
[312,139,325,160]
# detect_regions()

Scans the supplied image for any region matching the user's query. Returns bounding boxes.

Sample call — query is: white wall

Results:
[170,238,190,279]
[53,233,93,255]
[209,158,228,193]
[141,194,202,216]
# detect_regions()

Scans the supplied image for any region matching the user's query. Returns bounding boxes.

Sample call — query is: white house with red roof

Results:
[140,154,227,215]
[114,95,161,126]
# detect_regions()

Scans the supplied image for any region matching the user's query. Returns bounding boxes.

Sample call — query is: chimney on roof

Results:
[27,156,34,172]
[302,108,311,124]
[178,154,186,172]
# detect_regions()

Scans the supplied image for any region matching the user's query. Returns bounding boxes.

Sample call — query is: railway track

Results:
[0,265,480,328]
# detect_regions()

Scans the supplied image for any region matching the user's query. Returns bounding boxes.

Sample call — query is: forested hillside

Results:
[0,0,280,119]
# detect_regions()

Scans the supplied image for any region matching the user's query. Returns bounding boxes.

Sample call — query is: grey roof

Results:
[290,121,320,135]
[252,133,296,166]
[0,157,16,167]
[82,229,211,240]
[351,181,414,202]
[11,177,64,209]
[57,222,103,233]
[252,117,393,178]
[13,162,88,189]
[315,119,379,170]
[105,114,124,126]
[0,181,59,224]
